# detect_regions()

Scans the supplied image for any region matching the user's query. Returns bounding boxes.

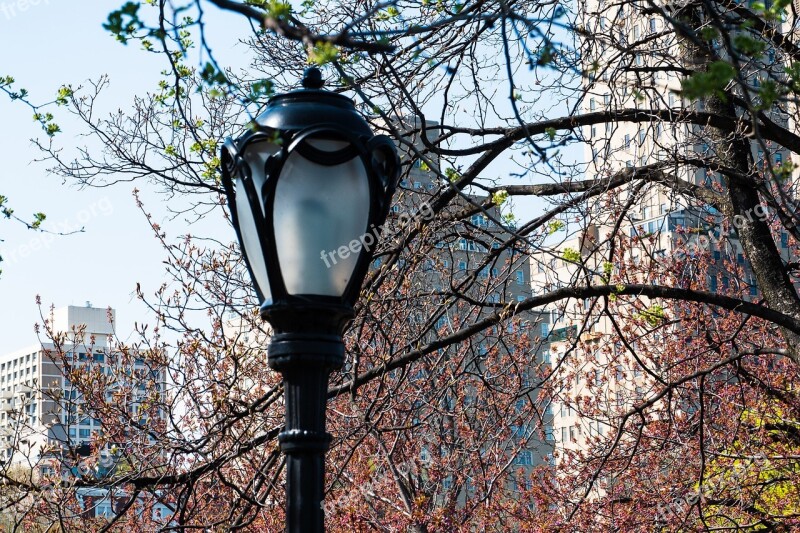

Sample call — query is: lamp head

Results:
[221,68,400,333]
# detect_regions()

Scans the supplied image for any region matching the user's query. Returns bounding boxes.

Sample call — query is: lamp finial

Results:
[302,67,324,89]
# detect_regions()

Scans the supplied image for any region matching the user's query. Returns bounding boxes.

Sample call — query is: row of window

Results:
[2,352,36,365]
[433,238,504,251]
[0,365,37,382]
[756,151,784,167]
[68,427,93,439]
[630,218,665,237]
[399,179,436,191]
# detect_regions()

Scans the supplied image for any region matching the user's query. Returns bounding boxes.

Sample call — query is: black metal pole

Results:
[268,331,345,533]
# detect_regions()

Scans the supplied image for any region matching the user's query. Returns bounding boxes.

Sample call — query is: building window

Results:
[515,450,533,466]
[516,271,525,285]
[649,18,656,32]
[471,214,488,227]
[510,424,528,440]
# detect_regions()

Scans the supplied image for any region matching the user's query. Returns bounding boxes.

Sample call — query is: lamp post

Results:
[220,67,400,533]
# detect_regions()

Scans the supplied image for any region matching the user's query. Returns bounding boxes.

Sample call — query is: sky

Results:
[0,1,575,352]
[0,0,246,350]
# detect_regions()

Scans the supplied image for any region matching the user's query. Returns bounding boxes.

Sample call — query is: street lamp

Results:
[220,67,400,532]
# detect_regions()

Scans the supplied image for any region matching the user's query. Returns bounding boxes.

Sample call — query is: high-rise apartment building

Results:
[534,1,799,460]
[389,120,557,492]
[0,304,164,469]
[0,304,171,521]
